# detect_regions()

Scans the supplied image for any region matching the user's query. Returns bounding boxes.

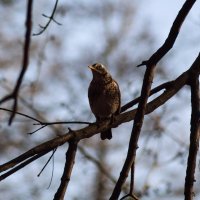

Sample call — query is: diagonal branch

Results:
[0,54,199,180]
[0,0,33,125]
[184,72,200,200]
[110,1,197,199]
[0,107,42,123]
[53,140,78,200]
[137,0,197,67]
[121,81,173,112]
[0,149,49,181]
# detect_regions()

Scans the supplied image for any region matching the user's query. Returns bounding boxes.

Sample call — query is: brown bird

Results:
[88,63,121,140]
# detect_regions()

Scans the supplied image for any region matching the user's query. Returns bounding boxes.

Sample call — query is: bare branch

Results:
[184,72,200,200]
[120,193,139,200]
[0,0,33,125]
[37,148,57,177]
[137,0,197,67]
[53,140,78,200]
[0,107,91,135]
[121,81,173,112]
[0,55,199,181]
[28,125,47,135]
[0,150,49,181]
[110,1,197,199]
[34,121,92,126]
[33,0,61,36]
[0,107,41,123]
[29,121,91,135]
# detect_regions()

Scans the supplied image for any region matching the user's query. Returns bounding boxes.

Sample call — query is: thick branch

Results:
[184,73,200,200]
[0,54,199,179]
[53,141,78,200]
[110,1,197,198]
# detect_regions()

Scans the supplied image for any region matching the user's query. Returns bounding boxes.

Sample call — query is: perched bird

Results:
[88,63,121,140]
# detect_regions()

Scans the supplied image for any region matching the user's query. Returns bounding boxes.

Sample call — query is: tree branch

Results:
[0,107,42,123]
[0,54,199,181]
[0,149,49,181]
[110,1,197,198]
[0,0,33,125]
[53,140,78,200]
[121,81,173,112]
[33,0,61,36]
[184,72,200,200]
[137,0,197,67]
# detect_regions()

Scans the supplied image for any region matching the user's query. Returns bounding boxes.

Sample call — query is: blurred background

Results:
[0,0,200,199]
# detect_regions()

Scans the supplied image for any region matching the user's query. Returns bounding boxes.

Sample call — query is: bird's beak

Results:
[88,65,97,72]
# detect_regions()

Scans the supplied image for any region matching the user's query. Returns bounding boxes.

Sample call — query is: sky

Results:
[0,0,199,200]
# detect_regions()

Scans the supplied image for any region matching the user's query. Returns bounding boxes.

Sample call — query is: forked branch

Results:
[33,0,61,36]
[110,0,197,199]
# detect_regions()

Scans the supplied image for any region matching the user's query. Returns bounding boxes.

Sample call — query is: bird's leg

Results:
[95,117,102,128]
[96,116,111,128]
[110,114,114,124]
[110,114,119,128]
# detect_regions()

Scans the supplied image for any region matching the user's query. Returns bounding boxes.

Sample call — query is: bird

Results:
[88,63,121,140]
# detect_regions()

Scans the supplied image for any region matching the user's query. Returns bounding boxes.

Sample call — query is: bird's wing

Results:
[114,80,121,114]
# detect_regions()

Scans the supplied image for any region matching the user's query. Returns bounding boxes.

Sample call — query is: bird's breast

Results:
[88,80,120,119]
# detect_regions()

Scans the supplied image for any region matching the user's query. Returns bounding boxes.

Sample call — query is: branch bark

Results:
[184,71,200,200]
[110,1,197,198]
[0,54,199,180]
[0,0,33,124]
[54,140,78,200]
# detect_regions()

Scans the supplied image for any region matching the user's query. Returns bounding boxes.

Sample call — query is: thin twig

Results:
[33,121,92,126]
[37,148,57,177]
[0,107,91,134]
[120,164,139,199]
[0,0,33,125]
[33,0,61,36]
[28,125,47,135]
[47,149,55,189]
[0,107,41,123]
[37,148,57,190]
[110,1,197,199]
[29,121,91,135]
[184,72,200,200]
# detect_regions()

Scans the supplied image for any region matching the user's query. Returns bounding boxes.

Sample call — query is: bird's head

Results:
[88,63,108,75]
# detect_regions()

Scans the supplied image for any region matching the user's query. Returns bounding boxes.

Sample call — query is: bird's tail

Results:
[100,129,112,140]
